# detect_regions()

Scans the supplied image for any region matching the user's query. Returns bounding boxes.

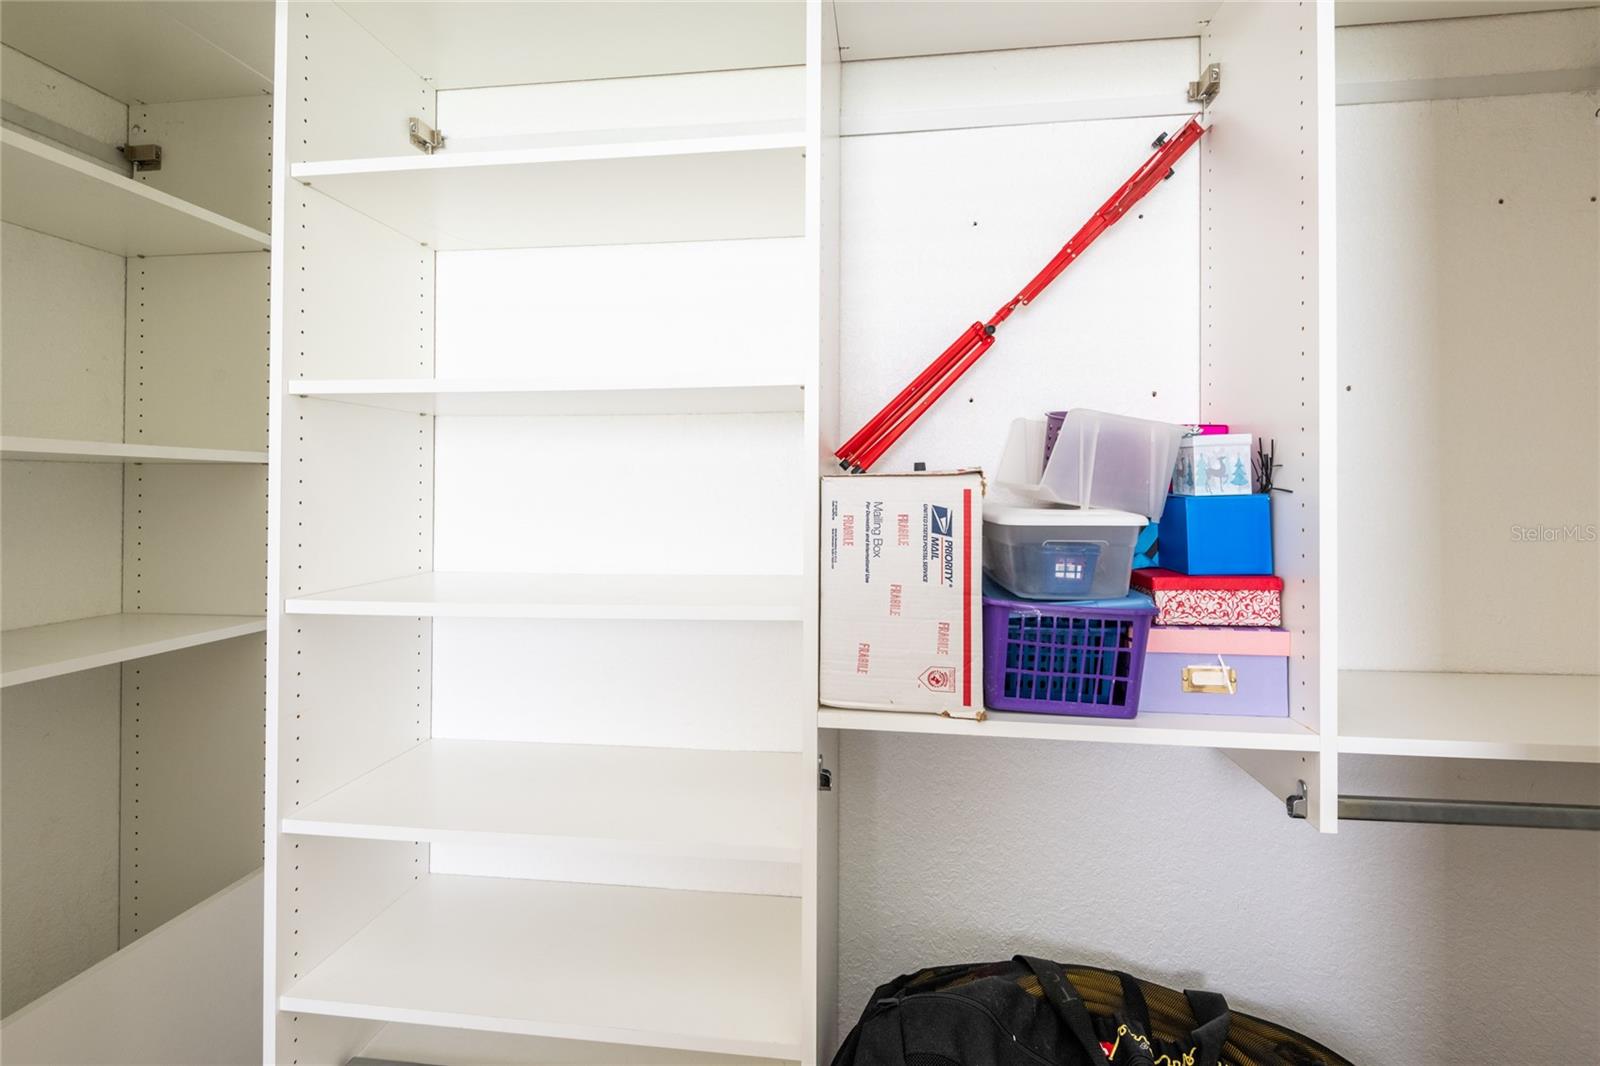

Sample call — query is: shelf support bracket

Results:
[1188,62,1222,106]
[119,143,162,172]
[408,116,444,155]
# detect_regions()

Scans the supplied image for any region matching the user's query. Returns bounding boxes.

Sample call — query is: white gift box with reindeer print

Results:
[1172,433,1254,497]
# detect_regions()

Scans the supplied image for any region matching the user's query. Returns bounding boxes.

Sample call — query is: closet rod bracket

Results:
[1187,62,1222,106]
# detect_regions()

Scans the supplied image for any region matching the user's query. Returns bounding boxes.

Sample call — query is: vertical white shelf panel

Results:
[1197,0,1339,830]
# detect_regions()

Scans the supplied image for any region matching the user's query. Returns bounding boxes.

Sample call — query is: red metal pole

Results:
[836,116,1207,471]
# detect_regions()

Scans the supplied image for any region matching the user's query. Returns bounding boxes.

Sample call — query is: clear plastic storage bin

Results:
[983,505,1148,600]
[1044,409,1186,519]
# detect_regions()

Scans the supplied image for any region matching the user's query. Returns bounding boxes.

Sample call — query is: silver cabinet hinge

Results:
[1188,63,1222,106]
[120,143,162,172]
[818,755,833,792]
[408,116,444,155]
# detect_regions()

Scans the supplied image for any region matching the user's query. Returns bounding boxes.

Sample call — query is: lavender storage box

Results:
[1137,625,1290,717]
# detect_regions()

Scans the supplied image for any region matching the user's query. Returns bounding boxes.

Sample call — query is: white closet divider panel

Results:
[0,463,122,629]
[0,224,124,440]
[803,1,840,1053]
[430,618,802,752]
[0,668,120,1018]
[434,239,807,386]
[290,1,434,165]
[273,837,423,1061]
[132,96,274,235]
[431,414,804,576]
[1198,0,1338,830]
[290,190,435,380]
[122,465,267,615]
[0,871,262,1066]
[119,637,265,944]
[279,875,804,1061]
[126,253,269,452]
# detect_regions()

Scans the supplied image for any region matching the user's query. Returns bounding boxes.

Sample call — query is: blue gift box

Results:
[1157,493,1273,576]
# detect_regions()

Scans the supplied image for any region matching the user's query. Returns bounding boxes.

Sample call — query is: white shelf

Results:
[1,613,267,688]
[1,436,266,464]
[290,378,804,416]
[284,739,804,864]
[0,870,261,1065]
[285,572,806,621]
[819,706,1322,752]
[280,874,802,1060]
[0,129,271,257]
[1339,670,1600,763]
[289,128,806,250]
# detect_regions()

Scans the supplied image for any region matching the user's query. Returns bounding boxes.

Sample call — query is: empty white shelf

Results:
[290,378,804,416]
[0,870,261,1066]
[284,739,804,864]
[279,874,802,1060]
[2,613,267,688]
[289,128,806,250]
[285,572,806,621]
[1,436,267,464]
[818,706,1323,752]
[1339,670,1600,763]
[0,128,271,257]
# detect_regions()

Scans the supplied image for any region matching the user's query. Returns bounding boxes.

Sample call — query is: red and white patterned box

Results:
[1130,568,1282,627]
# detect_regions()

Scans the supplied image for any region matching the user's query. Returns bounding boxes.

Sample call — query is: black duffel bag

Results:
[833,956,1351,1066]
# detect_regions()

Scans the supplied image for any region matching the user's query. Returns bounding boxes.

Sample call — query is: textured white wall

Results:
[834,736,1600,1063]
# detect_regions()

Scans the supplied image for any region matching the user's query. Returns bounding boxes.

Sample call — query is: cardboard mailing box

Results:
[821,470,983,717]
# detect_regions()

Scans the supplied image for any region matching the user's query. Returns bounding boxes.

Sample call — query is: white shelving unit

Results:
[0,4,272,1060]
[263,2,1594,1064]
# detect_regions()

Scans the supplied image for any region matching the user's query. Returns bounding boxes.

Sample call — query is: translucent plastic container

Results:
[1041,410,1186,520]
[983,505,1148,600]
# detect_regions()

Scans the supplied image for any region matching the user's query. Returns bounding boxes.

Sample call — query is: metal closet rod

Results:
[1286,782,1600,831]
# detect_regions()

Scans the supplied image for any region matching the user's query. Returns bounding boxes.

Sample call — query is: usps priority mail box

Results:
[821,470,983,717]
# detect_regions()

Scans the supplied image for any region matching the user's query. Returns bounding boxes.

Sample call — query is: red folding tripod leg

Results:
[835,115,1207,472]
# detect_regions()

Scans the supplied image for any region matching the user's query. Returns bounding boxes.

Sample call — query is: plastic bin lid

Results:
[983,504,1148,528]
[982,576,1156,612]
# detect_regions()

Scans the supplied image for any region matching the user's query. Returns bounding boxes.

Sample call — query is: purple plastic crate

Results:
[1042,410,1067,466]
[982,584,1156,717]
